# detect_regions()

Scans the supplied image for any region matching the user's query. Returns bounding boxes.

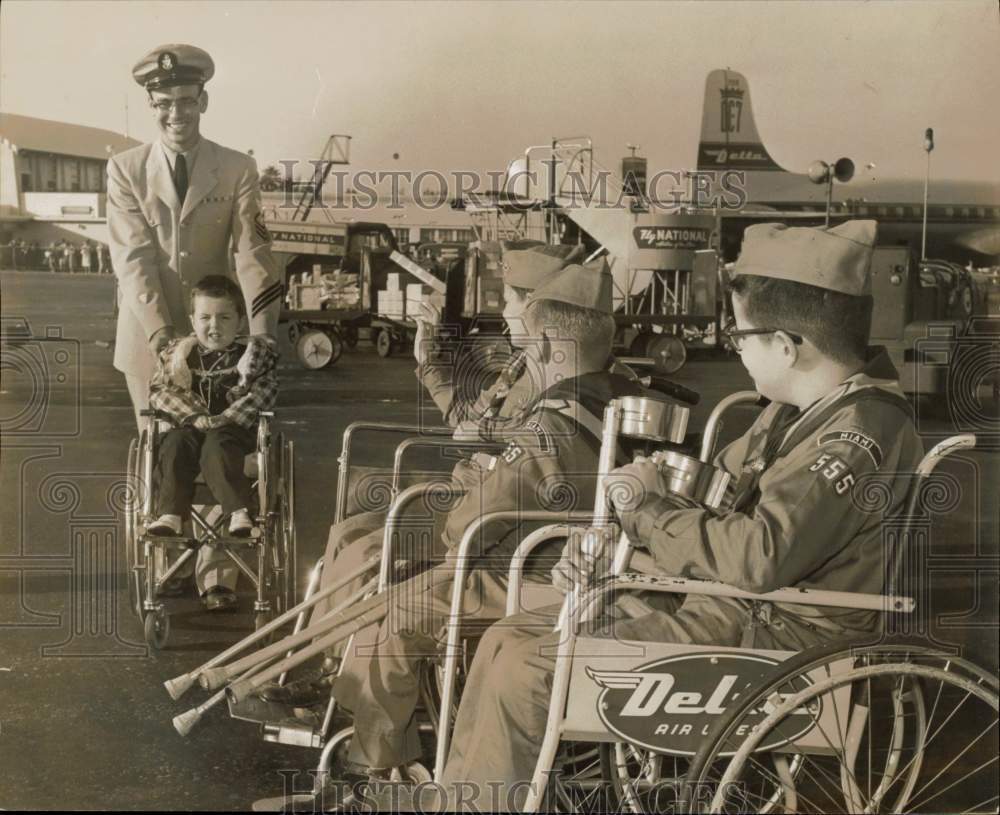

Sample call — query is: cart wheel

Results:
[287,321,302,345]
[649,334,687,374]
[341,325,359,349]
[296,330,335,369]
[143,608,170,650]
[376,329,395,358]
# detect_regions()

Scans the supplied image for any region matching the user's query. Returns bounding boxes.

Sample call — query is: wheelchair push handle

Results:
[918,433,976,476]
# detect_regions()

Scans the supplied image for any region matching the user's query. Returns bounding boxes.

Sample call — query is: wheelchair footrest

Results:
[140,532,262,549]
[228,693,324,730]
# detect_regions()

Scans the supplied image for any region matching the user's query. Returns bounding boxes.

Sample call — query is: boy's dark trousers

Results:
[156,425,256,517]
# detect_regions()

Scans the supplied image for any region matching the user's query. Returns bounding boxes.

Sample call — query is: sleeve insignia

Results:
[818,430,883,469]
[254,211,271,242]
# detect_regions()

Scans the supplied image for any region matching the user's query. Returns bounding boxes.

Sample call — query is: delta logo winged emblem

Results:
[588,652,820,756]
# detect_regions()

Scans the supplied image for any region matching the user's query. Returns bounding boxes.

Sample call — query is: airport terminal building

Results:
[0,112,140,249]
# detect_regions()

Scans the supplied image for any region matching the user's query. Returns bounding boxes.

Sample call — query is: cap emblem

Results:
[158,51,176,72]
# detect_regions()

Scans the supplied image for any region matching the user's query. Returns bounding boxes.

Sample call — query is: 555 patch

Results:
[809,453,856,496]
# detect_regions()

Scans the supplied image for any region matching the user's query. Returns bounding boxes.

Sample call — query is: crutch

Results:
[163,554,380,699]
[214,563,461,701]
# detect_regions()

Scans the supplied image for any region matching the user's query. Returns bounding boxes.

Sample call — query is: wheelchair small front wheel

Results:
[143,608,170,650]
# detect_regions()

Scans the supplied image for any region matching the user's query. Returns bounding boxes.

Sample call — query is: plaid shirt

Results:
[149,336,279,430]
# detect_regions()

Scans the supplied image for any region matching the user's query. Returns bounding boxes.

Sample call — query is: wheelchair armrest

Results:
[391,437,506,498]
[567,573,916,637]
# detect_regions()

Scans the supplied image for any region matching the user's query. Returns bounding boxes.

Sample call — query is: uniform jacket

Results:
[107,138,282,378]
[620,348,923,633]
[442,370,647,566]
[148,335,279,430]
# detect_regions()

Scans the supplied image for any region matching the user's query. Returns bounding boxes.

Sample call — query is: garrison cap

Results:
[731,220,878,296]
[501,243,583,290]
[133,44,215,91]
[527,256,613,313]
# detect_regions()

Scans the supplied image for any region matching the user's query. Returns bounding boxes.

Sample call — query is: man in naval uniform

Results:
[108,44,282,610]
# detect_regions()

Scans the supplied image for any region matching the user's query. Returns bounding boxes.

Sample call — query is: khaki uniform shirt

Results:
[620,348,923,633]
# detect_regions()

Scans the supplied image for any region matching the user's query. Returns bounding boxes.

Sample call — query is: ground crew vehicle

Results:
[869,248,999,409]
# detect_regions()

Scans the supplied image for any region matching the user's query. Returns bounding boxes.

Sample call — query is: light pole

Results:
[921,128,934,260]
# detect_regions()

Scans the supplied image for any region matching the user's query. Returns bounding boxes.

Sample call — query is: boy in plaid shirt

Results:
[147,276,279,554]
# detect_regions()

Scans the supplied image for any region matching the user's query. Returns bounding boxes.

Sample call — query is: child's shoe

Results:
[148,514,182,536]
[228,508,253,538]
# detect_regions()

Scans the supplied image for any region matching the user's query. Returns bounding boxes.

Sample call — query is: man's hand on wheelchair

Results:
[148,325,176,356]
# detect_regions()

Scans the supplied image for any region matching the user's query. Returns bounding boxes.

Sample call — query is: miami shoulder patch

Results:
[818,429,883,469]
[522,420,554,454]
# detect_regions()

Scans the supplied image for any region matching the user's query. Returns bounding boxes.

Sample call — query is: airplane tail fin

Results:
[697,69,789,172]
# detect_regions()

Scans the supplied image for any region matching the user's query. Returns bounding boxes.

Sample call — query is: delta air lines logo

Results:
[588,652,820,756]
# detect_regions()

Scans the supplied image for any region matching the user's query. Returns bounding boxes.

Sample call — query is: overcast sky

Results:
[2,0,998,186]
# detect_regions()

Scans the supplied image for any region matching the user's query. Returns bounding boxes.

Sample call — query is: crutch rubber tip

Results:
[199,667,228,691]
[164,674,195,700]
[172,708,201,738]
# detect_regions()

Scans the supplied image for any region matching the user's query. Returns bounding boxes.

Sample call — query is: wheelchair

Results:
[124,409,296,650]
[505,431,999,814]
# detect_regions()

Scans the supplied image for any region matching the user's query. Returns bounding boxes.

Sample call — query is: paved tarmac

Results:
[1,270,996,810]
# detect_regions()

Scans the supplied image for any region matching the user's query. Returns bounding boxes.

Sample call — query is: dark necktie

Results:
[174,153,188,204]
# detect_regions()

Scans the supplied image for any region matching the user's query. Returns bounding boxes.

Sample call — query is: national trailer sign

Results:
[267,222,348,256]
[633,225,712,251]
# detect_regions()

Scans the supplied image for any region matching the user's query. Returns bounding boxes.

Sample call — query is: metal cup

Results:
[618,395,689,444]
[650,450,731,510]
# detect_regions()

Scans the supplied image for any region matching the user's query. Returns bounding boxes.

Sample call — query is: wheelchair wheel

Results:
[682,641,999,814]
[600,743,691,813]
[266,433,296,616]
[143,607,170,650]
[124,437,145,620]
[547,743,612,813]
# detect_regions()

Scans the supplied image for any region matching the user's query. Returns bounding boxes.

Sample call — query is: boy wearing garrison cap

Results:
[108,44,282,609]
[253,260,649,810]
[434,220,925,811]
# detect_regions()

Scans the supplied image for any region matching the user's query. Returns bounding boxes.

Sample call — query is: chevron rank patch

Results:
[254,211,271,242]
[251,281,283,317]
